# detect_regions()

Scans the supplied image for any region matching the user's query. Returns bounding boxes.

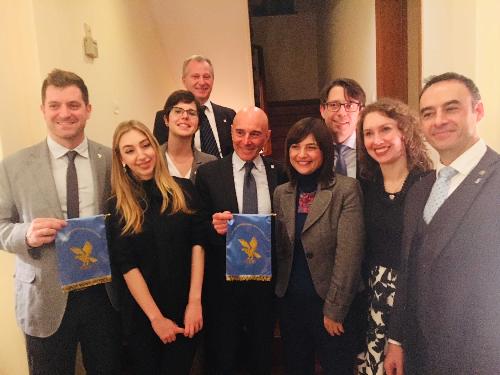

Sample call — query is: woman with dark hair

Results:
[274,117,365,374]
[356,98,432,375]
[161,90,216,182]
[107,120,206,374]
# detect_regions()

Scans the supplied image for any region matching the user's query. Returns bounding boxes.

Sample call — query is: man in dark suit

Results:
[196,106,286,375]
[319,78,366,178]
[154,55,236,158]
[0,69,121,374]
[385,72,500,375]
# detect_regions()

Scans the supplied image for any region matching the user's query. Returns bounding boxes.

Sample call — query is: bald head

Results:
[231,106,270,161]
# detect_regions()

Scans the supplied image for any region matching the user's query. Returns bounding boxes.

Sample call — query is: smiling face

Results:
[119,129,157,180]
[165,101,199,139]
[419,79,482,165]
[231,107,270,161]
[320,85,361,144]
[41,85,91,149]
[289,133,324,175]
[182,60,214,104]
[362,111,406,167]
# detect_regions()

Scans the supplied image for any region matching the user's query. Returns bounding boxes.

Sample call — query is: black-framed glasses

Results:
[323,101,361,113]
[171,106,198,117]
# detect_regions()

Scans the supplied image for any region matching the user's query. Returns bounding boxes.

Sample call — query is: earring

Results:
[122,163,127,172]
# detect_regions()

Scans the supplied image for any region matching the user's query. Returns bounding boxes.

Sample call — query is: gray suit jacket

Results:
[0,139,113,338]
[273,175,364,321]
[160,143,217,183]
[389,147,500,374]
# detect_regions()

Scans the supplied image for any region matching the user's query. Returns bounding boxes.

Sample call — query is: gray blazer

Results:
[160,143,217,182]
[273,175,364,321]
[0,139,112,338]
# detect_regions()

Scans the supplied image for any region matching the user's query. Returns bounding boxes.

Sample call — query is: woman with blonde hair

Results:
[107,120,206,374]
[356,98,432,375]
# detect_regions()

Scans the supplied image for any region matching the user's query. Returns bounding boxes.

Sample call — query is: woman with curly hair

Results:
[108,120,206,374]
[356,98,432,375]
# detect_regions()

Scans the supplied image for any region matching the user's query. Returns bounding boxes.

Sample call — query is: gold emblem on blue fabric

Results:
[226,214,272,281]
[70,241,98,270]
[239,237,261,264]
[55,215,112,291]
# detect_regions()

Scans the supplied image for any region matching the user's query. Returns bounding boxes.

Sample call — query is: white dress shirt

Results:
[165,152,191,179]
[194,100,222,157]
[435,138,487,197]
[232,153,272,214]
[47,136,96,219]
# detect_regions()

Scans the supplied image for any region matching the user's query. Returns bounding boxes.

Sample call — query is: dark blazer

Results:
[154,102,236,157]
[389,147,500,374]
[273,175,364,321]
[195,154,287,284]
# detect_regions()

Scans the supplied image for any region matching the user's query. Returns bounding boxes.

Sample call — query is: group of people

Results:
[0,53,498,375]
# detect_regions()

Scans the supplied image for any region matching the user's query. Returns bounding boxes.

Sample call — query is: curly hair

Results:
[357,98,432,181]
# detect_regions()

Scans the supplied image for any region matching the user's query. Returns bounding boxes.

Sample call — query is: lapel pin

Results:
[223,119,227,123]
[97,153,102,159]
[474,178,482,184]
[478,170,486,176]
[271,164,275,169]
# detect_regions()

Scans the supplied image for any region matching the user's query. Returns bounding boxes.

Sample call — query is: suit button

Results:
[305,253,313,259]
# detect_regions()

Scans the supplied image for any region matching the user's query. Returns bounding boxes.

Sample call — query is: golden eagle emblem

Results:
[239,237,261,264]
[70,241,98,270]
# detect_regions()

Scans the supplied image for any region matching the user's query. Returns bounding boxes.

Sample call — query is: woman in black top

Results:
[356,99,432,375]
[108,120,206,374]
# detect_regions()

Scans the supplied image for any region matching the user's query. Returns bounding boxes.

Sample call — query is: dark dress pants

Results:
[279,293,358,375]
[206,281,274,375]
[25,284,121,375]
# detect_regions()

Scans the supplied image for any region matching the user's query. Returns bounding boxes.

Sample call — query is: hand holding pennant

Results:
[55,214,112,291]
[226,214,272,281]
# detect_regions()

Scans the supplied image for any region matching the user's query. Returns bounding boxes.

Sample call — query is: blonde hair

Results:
[111,120,189,235]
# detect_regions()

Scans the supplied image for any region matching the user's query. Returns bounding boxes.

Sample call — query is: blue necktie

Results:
[335,144,349,176]
[423,166,458,223]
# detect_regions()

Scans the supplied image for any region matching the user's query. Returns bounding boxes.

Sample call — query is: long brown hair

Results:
[111,120,189,235]
[357,98,432,180]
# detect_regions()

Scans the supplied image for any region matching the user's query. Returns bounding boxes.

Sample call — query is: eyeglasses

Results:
[170,107,198,117]
[323,101,361,113]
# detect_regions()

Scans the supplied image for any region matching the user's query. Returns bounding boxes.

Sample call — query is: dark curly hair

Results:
[357,98,432,181]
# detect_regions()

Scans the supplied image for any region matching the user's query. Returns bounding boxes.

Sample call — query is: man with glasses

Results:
[320,78,366,178]
[319,78,367,373]
[154,55,236,158]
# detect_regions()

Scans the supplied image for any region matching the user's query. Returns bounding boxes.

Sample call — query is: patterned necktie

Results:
[66,150,79,219]
[242,161,258,214]
[335,144,349,175]
[199,105,220,158]
[423,166,458,223]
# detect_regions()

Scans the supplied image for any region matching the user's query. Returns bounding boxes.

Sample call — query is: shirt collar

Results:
[202,100,214,113]
[232,152,264,172]
[47,136,89,159]
[337,131,356,149]
[436,138,487,177]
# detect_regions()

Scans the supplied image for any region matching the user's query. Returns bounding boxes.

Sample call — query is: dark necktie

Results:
[66,150,79,219]
[199,105,220,158]
[242,161,258,214]
[335,144,349,176]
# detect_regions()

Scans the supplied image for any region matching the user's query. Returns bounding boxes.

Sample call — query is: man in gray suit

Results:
[0,69,121,374]
[385,72,500,374]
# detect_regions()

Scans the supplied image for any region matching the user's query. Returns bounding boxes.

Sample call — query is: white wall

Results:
[422,0,499,151]
[317,0,376,102]
[148,0,254,111]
